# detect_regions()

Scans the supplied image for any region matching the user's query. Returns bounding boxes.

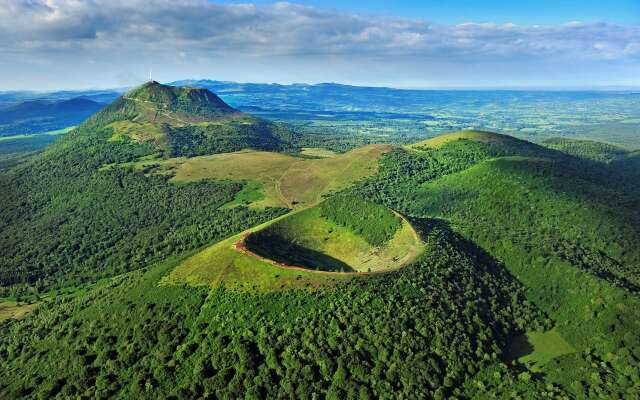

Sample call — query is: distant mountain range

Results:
[2,80,640,148]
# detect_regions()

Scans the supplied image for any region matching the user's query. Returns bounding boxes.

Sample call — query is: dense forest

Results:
[348,136,640,398]
[0,220,548,399]
[169,120,298,157]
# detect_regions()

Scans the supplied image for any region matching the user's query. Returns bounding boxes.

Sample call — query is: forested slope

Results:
[351,133,640,398]
[0,83,290,296]
[0,220,545,399]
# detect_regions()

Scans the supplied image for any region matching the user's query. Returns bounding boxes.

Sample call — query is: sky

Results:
[0,0,639,90]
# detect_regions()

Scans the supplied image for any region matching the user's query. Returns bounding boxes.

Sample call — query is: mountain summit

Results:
[85,81,239,128]
[80,81,297,157]
[123,81,237,120]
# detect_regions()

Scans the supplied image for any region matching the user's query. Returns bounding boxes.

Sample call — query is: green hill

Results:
[160,197,422,291]
[543,137,640,192]
[82,81,297,157]
[542,137,629,163]
[408,129,541,152]
[1,125,640,399]
[0,82,295,294]
[352,133,640,398]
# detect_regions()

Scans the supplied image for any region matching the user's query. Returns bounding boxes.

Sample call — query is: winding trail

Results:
[122,96,190,125]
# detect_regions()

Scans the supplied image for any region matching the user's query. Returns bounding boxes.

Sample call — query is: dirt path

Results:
[123,96,190,125]
[273,162,297,208]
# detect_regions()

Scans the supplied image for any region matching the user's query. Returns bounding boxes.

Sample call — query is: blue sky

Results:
[0,0,638,90]
[226,0,640,25]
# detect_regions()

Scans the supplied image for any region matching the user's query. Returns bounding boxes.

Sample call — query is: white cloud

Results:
[0,0,638,89]
[0,0,638,61]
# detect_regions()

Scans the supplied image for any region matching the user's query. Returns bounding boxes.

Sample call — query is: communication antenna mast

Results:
[149,68,153,82]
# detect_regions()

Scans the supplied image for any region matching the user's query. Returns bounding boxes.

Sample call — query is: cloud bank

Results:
[1,0,639,89]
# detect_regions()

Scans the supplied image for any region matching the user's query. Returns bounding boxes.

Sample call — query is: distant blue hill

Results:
[0,97,105,136]
[168,79,633,113]
[3,80,640,147]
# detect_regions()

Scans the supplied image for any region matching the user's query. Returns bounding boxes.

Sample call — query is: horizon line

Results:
[3,80,640,94]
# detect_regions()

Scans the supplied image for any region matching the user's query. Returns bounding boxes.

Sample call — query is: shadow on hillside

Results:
[410,216,525,281]
[504,334,535,363]
[245,232,355,273]
[409,216,552,371]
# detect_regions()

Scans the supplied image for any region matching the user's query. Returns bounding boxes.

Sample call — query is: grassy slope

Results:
[507,328,576,371]
[106,121,171,150]
[300,147,339,158]
[161,209,349,291]
[246,207,422,273]
[136,144,392,208]
[319,195,402,246]
[0,301,38,321]
[162,203,423,290]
